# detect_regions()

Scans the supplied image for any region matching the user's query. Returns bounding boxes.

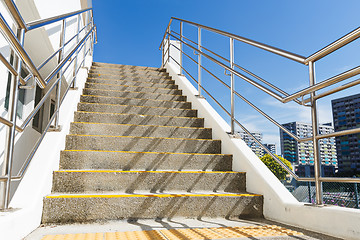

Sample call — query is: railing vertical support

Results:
[309,61,323,205]
[72,15,81,88]
[161,41,164,67]
[197,27,202,97]
[179,21,183,75]
[0,28,25,210]
[230,37,235,135]
[82,11,88,68]
[53,19,66,129]
[354,176,359,209]
[167,26,170,64]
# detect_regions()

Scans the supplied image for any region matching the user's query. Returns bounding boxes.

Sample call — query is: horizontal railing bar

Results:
[172,43,301,141]
[319,177,360,183]
[20,26,94,130]
[171,17,307,64]
[306,26,360,63]
[0,116,13,127]
[26,8,92,31]
[0,12,46,87]
[0,52,17,76]
[172,30,303,106]
[38,22,89,70]
[169,53,306,183]
[303,77,360,104]
[283,65,360,103]
[159,19,173,50]
[17,105,59,179]
[0,32,93,183]
[2,0,27,30]
[169,32,286,103]
[300,127,360,142]
[43,25,94,84]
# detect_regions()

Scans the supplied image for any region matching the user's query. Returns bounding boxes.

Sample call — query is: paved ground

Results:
[25,217,343,240]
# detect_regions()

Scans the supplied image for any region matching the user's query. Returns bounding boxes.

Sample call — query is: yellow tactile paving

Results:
[42,225,304,240]
[105,230,166,240]
[41,232,103,240]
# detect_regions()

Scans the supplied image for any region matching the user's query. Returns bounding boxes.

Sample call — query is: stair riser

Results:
[65,135,221,154]
[42,195,263,223]
[89,69,168,77]
[83,89,186,101]
[60,151,233,171]
[77,103,197,117]
[74,112,204,127]
[92,62,163,72]
[80,95,191,109]
[85,82,182,95]
[88,76,174,84]
[70,123,212,139]
[52,171,245,193]
[87,78,176,89]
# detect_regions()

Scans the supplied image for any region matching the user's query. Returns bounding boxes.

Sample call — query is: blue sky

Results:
[92,0,360,153]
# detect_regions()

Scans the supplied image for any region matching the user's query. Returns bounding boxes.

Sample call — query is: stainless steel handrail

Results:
[0,4,96,209]
[1,0,27,30]
[161,18,360,205]
[26,7,92,30]
[170,17,307,64]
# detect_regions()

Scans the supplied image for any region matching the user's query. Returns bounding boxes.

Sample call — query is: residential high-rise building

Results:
[280,122,337,176]
[236,131,264,158]
[331,93,360,176]
[264,143,276,155]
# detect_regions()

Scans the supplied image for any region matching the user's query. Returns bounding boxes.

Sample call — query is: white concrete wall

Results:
[0,0,92,201]
[165,50,360,239]
[0,1,93,239]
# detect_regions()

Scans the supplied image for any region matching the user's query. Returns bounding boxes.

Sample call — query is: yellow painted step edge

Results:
[55,170,241,174]
[62,149,232,156]
[46,193,261,199]
[72,121,209,130]
[67,134,219,141]
[76,110,202,120]
[82,94,187,104]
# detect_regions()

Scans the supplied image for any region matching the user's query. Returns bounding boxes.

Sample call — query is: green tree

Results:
[260,154,293,180]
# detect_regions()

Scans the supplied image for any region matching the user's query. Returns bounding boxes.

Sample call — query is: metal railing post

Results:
[179,21,183,75]
[161,42,164,67]
[197,27,202,97]
[72,15,81,88]
[0,28,25,210]
[82,11,88,68]
[354,176,359,209]
[53,19,66,130]
[167,26,170,64]
[230,37,235,135]
[309,61,323,205]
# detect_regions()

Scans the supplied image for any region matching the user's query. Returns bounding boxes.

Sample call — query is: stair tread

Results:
[83,87,183,97]
[46,192,260,198]
[54,170,241,174]
[85,82,177,91]
[72,121,209,130]
[62,149,231,156]
[81,94,188,104]
[67,134,219,141]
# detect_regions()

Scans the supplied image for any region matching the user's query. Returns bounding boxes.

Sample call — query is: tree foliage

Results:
[260,154,293,180]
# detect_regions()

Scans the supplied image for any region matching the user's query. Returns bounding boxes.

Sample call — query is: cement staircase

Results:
[42,62,263,223]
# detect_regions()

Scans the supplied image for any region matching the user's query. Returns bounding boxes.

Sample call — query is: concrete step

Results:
[92,62,163,72]
[88,75,174,83]
[85,82,182,95]
[77,102,197,117]
[52,170,246,193]
[74,111,204,127]
[80,95,191,109]
[65,135,221,154]
[60,150,233,171]
[89,71,169,79]
[82,88,186,101]
[42,192,263,223]
[87,78,176,89]
[70,122,212,139]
